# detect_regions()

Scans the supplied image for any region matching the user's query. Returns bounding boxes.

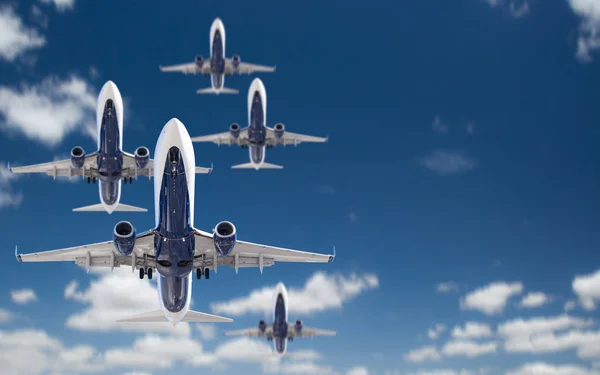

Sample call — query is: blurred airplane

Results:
[159,17,275,95]
[225,282,336,355]
[192,78,328,169]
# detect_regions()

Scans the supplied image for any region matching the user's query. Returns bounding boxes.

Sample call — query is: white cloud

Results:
[451,322,493,339]
[420,150,477,175]
[0,6,45,62]
[10,288,38,305]
[406,370,483,375]
[507,362,600,375]
[0,308,14,322]
[0,75,97,146]
[509,1,530,18]
[349,211,358,223]
[436,281,459,293]
[565,300,577,312]
[38,0,76,12]
[346,367,370,375]
[197,324,218,340]
[123,372,152,375]
[428,323,447,340]
[404,346,442,363]
[498,314,599,358]
[460,281,523,315]
[567,0,600,61]
[432,115,448,134]
[441,339,497,358]
[519,292,551,309]
[0,163,22,208]
[211,271,379,316]
[30,5,48,29]
[573,269,600,310]
[64,268,191,336]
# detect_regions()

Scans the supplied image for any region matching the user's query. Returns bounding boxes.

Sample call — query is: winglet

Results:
[15,246,22,263]
[329,246,336,263]
[325,135,329,143]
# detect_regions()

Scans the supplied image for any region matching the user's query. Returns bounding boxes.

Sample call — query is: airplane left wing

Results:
[159,61,209,75]
[226,59,276,75]
[289,327,337,339]
[15,231,156,271]
[266,128,328,146]
[10,153,99,179]
[192,229,335,272]
[191,129,249,146]
[224,326,272,338]
[121,153,213,178]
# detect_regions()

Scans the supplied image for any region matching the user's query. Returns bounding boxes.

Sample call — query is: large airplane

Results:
[159,17,276,95]
[9,80,211,214]
[191,78,328,170]
[15,119,336,326]
[225,282,336,355]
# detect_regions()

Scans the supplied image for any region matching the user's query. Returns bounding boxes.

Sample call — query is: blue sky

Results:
[1,0,600,374]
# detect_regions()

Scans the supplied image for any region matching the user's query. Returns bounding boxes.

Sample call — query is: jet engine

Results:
[134,146,149,169]
[70,146,85,169]
[294,320,303,332]
[258,320,267,333]
[195,55,203,67]
[274,123,285,139]
[229,123,240,139]
[213,221,236,256]
[232,54,241,69]
[113,221,136,256]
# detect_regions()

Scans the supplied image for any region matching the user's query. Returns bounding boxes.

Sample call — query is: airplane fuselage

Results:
[209,19,226,91]
[153,120,197,324]
[95,82,124,211]
[246,79,268,166]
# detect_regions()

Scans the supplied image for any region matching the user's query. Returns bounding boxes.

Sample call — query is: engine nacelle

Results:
[70,146,85,169]
[258,320,266,332]
[294,320,303,332]
[229,123,240,139]
[195,55,203,67]
[113,221,136,256]
[213,221,236,256]
[274,123,285,139]
[232,54,241,69]
[134,146,149,169]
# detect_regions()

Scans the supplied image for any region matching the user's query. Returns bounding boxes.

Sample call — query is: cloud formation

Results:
[0,7,45,62]
[0,163,23,208]
[211,271,379,316]
[420,150,477,176]
[38,0,76,13]
[460,281,523,315]
[519,292,551,309]
[436,281,459,293]
[10,288,38,305]
[451,322,493,339]
[573,269,600,310]
[567,0,600,61]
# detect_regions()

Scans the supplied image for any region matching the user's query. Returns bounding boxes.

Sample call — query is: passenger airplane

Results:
[159,17,275,95]
[191,78,328,169]
[9,80,211,214]
[15,119,336,326]
[225,282,336,355]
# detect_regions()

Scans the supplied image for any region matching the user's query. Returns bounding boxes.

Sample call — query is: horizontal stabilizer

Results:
[196,87,239,95]
[195,164,213,174]
[117,309,233,323]
[73,203,147,213]
[231,162,283,170]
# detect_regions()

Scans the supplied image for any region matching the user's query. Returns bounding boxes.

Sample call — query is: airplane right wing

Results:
[10,153,99,179]
[190,128,249,146]
[15,230,157,271]
[225,326,272,338]
[290,327,337,338]
[159,61,210,75]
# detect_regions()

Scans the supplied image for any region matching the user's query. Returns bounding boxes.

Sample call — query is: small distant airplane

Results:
[191,78,328,170]
[225,282,336,355]
[16,119,335,326]
[159,17,276,95]
[10,81,211,213]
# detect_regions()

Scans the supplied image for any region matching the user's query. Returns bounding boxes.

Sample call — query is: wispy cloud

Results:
[10,289,38,305]
[0,163,22,208]
[0,6,46,63]
[519,292,552,309]
[38,0,76,13]
[316,184,335,195]
[420,150,477,175]
[567,0,600,62]
[427,324,447,340]
[460,281,523,315]
[432,116,448,134]
[572,268,600,310]
[481,0,530,19]
[436,281,459,293]
[0,75,97,146]
[349,211,358,223]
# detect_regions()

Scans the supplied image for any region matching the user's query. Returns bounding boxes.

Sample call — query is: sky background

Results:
[1,0,600,375]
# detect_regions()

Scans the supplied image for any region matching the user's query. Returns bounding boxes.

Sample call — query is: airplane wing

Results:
[15,231,156,272]
[190,128,249,146]
[159,61,210,75]
[10,153,99,179]
[121,152,154,178]
[226,59,276,75]
[266,128,328,146]
[289,327,337,339]
[224,326,272,338]
[192,229,335,272]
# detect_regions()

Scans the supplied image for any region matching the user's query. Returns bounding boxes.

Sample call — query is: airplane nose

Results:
[100,80,120,100]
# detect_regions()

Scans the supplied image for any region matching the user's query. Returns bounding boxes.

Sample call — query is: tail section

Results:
[73,203,147,213]
[196,87,239,95]
[231,162,283,170]
[116,310,233,323]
